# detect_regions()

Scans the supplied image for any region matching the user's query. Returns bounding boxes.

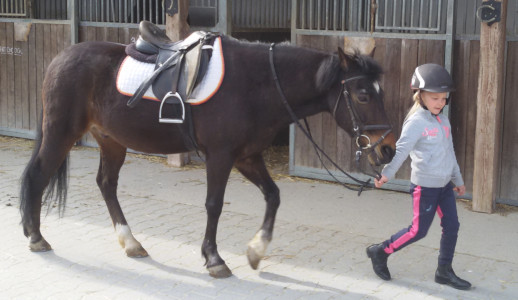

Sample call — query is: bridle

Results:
[269,43,392,195]
[333,77,392,179]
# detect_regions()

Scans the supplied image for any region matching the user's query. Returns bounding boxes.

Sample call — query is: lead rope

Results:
[269,43,371,195]
[302,119,372,196]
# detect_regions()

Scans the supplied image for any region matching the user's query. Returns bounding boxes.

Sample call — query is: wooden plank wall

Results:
[500,41,518,203]
[79,26,139,44]
[0,22,138,143]
[451,39,480,197]
[293,34,486,197]
[0,23,70,136]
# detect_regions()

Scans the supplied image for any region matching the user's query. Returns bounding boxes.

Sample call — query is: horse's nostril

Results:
[382,145,395,159]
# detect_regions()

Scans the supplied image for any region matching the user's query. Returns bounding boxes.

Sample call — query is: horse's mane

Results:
[316,50,383,93]
[222,36,383,94]
[316,55,341,93]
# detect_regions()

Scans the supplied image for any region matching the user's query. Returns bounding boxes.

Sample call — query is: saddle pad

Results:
[116,37,224,105]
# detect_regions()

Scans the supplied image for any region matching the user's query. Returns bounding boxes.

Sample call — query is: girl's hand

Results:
[453,185,466,196]
[374,175,389,188]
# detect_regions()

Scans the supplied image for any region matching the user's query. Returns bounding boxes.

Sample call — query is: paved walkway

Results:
[0,136,517,299]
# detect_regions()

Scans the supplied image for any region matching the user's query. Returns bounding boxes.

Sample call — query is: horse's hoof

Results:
[117,225,148,257]
[247,246,262,270]
[29,238,52,252]
[208,264,232,278]
[125,245,149,258]
[247,230,270,270]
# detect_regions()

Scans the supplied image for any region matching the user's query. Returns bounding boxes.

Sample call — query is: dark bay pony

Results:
[20,35,396,278]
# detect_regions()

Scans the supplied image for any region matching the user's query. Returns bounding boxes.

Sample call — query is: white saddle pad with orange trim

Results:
[116,37,224,105]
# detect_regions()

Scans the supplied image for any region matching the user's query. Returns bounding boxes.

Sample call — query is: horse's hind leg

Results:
[91,129,148,258]
[20,123,82,252]
[235,154,280,270]
[21,146,70,251]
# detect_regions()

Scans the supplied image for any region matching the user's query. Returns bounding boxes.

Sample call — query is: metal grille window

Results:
[79,0,165,24]
[294,0,449,34]
[0,0,68,20]
[375,0,444,33]
[295,0,363,31]
[0,0,28,17]
[33,0,68,20]
[232,0,290,30]
[78,0,219,26]
[296,0,372,31]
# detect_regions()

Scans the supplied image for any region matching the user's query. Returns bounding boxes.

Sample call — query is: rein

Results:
[268,43,391,195]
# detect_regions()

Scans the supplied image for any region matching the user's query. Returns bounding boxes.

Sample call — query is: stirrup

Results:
[159,92,185,124]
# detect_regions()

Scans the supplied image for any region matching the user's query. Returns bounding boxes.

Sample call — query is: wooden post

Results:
[165,0,191,167]
[165,0,190,41]
[472,0,507,213]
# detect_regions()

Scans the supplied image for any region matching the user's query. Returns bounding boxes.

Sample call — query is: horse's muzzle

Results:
[368,144,395,166]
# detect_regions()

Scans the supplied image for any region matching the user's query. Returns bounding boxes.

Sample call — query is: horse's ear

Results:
[337,47,353,69]
[368,47,376,58]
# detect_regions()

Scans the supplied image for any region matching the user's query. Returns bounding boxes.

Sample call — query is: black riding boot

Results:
[435,264,471,290]
[366,243,391,280]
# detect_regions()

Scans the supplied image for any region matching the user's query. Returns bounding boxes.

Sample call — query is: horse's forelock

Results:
[316,52,383,93]
[352,53,383,81]
[316,55,341,93]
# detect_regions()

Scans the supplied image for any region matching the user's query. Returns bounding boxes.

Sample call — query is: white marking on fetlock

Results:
[116,224,132,248]
[247,229,270,259]
[115,224,144,253]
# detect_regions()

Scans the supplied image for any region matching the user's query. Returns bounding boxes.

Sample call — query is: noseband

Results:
[333,76,392,178]
[269,43,391,194]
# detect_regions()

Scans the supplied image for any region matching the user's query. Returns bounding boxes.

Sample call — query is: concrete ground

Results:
[0,136,517,299]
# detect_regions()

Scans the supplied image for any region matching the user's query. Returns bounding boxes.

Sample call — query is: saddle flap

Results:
[184,42,203,97]
[151,35,213,103]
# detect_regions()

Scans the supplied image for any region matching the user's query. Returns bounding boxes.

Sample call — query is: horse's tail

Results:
[20,111,69,232]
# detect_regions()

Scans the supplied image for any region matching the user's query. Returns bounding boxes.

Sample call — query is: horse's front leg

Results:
[201,153,234,278]
[235,154,280,270]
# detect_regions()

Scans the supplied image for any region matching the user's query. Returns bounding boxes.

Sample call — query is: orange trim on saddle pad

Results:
[116,37,224,105]
[116,56,160,102]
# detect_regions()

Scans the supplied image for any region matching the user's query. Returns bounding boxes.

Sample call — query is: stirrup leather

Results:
[159,92,185,124]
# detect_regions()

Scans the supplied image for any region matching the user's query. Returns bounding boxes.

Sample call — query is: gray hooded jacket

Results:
[381,106,464,188]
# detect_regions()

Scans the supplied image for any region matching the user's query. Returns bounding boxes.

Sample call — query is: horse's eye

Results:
[356,89,370,104]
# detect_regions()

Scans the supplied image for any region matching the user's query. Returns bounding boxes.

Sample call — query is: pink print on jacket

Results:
[443,126,450,138]
[422,127,439,137]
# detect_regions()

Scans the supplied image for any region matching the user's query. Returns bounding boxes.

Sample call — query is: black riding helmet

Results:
[411,63,455,105]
